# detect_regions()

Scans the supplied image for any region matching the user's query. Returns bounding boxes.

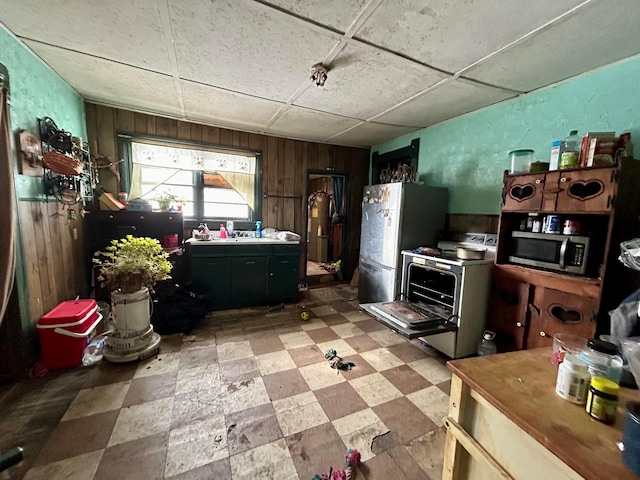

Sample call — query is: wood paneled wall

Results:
[85,104,370,278]
[18,201,87,321]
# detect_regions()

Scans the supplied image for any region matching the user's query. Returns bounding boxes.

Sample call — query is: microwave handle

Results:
[559,238,569,269]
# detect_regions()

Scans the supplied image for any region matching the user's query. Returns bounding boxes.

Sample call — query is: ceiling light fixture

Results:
[310,63,328,88]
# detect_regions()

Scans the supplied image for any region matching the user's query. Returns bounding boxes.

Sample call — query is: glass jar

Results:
[509,149,534,174]
[579,339,623,384]
[586,376,619,423]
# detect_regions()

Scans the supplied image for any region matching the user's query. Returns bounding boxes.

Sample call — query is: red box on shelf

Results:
[36,299,102,369]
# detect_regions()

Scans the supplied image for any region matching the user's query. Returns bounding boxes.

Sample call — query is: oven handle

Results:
[559,238,569,270]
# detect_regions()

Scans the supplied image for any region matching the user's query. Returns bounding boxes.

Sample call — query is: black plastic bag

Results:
[150,282,210,335]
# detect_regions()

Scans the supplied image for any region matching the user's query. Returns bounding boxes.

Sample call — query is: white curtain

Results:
[130,142,257,207]
[0,87,16,325]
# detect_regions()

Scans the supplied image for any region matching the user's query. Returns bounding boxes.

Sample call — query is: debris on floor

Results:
[312,448,361,480]
[268,303,285,312]
[324,348,355,371]
[300,311,310,321]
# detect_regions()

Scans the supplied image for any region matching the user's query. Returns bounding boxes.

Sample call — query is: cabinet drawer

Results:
[273,244,300,256]
[190,245,227,257]
[226,245,272,257]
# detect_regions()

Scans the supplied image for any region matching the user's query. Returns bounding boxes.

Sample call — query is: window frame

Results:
[117,132,262,231]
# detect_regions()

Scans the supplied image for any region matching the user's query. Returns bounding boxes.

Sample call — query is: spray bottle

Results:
[256,221,262,238]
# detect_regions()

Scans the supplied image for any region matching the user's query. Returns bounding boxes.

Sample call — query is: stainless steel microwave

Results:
[509,231,590,275]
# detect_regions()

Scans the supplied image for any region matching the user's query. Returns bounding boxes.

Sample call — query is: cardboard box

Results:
[99,192,125,211]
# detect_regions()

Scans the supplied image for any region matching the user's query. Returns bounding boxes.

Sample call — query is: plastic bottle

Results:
[219,224,227,239]
[555,353,590,404]
[82,337,105,366]
[256,221,262,238]
[559,130,580,169]
[477,330,497,356]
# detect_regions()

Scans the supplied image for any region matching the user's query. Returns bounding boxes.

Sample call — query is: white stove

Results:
[360,232,495,358]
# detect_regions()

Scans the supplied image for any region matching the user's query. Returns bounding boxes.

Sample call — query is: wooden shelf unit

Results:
[488,160,640,351]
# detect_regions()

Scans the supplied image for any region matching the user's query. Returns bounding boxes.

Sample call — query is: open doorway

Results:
[306,171,348,284]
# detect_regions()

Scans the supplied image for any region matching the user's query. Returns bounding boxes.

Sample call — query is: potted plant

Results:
[92,235,172,362]
[154,192,186,212]
[94,235,172,293]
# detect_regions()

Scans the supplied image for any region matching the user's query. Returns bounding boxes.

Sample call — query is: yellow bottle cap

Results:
[590,376,619,395]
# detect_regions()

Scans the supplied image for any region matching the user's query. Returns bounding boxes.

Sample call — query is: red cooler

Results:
[37,299,102,369]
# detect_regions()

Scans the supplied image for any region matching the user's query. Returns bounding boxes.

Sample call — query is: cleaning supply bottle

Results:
[219,224,227,239]
[256,221,262,238]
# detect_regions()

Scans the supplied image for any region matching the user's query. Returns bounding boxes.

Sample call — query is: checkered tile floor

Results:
[11,285,450,479]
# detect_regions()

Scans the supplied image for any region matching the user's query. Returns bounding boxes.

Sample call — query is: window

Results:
[118,135,260,226]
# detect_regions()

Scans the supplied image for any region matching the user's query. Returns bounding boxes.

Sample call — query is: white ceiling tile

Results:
[356,0,586,72]
[373,79,517,128]
[260,0,370,32]
[24,41,181,117]
[329,122,418,147]
[267,107,362,142]
[4,0,170,73]
[169,0,340,102]
[181,80,283,128]
[464,0,640,92]
[294,41,448,120]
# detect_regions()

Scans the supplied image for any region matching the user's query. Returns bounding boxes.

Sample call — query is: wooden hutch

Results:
[487,160,640,350]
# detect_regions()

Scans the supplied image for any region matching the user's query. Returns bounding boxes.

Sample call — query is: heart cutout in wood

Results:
[549,305,582,324]
[509,184,535,201]
[568,180,604,200]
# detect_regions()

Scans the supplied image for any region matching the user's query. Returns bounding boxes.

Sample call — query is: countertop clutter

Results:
[442,348,638,480]
[186,237,299,245]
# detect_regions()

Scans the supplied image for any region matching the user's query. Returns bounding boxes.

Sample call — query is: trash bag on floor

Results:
[150,282,209,335]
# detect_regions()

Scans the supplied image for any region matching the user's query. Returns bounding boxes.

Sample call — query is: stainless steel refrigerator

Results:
[358,183,448,303]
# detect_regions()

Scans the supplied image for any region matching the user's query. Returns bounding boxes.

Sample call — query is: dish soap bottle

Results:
[219,224,227,239]
[255,221,262,238]
[477,330,497,356]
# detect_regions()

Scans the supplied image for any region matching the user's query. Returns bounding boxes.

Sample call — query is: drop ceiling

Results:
[2,0,640,147]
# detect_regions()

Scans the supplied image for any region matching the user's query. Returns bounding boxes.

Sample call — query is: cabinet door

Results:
[268,256,299,302]
[486,274,530,350]
[502,173,545,211]
[191,257,232,307]
[231,257,268,304]
[551,167,616,212]
[526,287,598,349]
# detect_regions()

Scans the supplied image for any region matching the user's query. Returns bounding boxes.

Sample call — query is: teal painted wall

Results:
[373,55,640,214]
[0,25,86,199]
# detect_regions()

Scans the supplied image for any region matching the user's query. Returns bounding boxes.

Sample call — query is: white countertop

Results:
[186,237,299,245]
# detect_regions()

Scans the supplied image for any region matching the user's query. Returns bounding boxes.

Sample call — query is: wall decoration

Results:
[18,129,43,176]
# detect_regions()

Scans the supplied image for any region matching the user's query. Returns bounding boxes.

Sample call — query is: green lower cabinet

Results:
[188,243,300,309]
[231,257,268,304]
[191,257,232,308]
[267,256,299,302]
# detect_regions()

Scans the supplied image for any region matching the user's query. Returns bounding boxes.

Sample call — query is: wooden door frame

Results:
[304,169,350,279]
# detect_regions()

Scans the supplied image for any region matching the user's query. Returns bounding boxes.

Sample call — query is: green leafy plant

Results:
[154,192,186,211]
[93,235,172,293]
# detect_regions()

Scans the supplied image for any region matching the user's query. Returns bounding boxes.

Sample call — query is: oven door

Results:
[359,262,460,339]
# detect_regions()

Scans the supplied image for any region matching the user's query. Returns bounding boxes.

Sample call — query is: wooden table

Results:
[442,348,638,480]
